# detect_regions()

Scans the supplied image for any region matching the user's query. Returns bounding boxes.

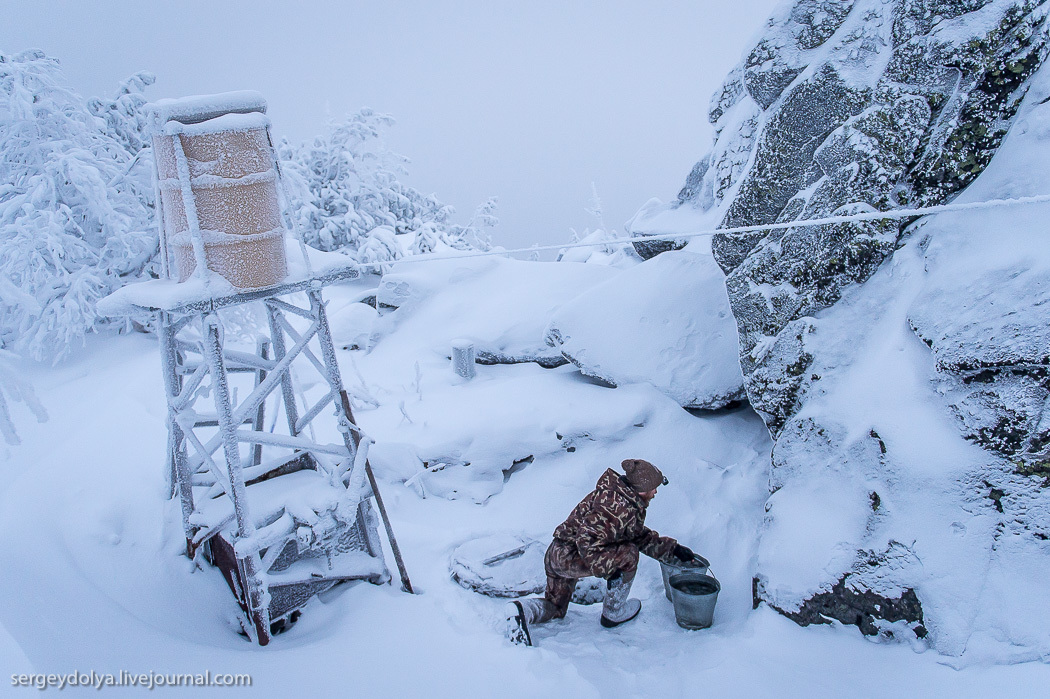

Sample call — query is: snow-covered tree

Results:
[86,71,157,213]
[0,49,155,362]
[278,110,495,270]
[0,349,46,445]
[557,184,639,267]
[0,50,494,368]
[87,71,155,156]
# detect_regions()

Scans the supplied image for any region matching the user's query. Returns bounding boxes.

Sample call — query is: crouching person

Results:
[508,458,697,645]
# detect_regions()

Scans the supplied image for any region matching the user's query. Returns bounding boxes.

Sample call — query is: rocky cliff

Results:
[630,0,1050,658]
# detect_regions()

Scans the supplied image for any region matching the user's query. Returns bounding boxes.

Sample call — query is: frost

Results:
[276,111,496,272]
[0,49,156,362]
[0,349,47,445]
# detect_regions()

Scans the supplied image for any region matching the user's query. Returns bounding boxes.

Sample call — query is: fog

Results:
[3,0,780,252]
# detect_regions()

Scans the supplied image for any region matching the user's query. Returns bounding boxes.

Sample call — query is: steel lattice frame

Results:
[99,96,403,645]
[157,286,388,645]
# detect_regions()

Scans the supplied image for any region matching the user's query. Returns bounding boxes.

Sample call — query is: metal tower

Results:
[100,92,410,646]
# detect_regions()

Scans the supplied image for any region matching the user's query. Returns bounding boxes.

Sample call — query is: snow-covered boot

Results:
[507,601,533,646]
[506,598,557,646]
[600,571,641,628]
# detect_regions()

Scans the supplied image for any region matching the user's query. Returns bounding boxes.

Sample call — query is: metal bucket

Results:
[660,555,709,601]
[668,572,720,630]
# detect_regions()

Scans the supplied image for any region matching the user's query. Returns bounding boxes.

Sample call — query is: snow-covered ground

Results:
[2,257,1050,697]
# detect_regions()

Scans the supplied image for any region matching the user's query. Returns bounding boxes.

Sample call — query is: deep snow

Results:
[2,256,1050,697]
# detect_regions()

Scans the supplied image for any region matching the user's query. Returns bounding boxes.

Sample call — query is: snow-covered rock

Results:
[545,251,745,410]
[753,199,1050,656]
[753,55,1050,658]
[371,255,618,367]
[630,0,1048,424]
[907,222,1050,457]
[325,292,379,351]
[713,0,1047,432]
[629,0,1050,656]
[350,255,630,502]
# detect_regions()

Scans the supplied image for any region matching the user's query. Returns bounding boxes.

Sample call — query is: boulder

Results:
[909,264,1050,458]
[546,251,745,410]
[370,256,617,366]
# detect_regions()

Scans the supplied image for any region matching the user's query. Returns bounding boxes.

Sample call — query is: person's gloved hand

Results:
[673,544,696,563]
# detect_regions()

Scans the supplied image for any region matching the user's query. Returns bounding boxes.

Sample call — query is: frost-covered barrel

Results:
[149,91,288,289]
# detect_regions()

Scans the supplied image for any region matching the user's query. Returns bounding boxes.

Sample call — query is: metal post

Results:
[201,313,272,645]
[169,133,210,282]
[149,143,172,281]
[309,291,357,458]
[452,340,476,379]
[158,311,194,549]
[252,339,269,467]
[265,302,301,437]
[309,290,413,593]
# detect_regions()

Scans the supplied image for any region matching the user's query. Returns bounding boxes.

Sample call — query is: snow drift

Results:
[545,251,745,410]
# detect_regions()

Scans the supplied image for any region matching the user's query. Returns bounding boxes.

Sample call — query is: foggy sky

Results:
[3,1,780,253]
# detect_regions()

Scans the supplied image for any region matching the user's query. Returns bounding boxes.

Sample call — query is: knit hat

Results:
[622,459,667,492]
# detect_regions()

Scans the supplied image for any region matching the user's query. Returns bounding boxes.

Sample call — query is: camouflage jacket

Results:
[552,468,678,576]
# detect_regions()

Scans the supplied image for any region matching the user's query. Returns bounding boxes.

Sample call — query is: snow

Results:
[163,111,270,136]
[547,251,745,409]
[0,331,1032,691]
[371,255,618,368]
[0,621,33,675]
[754,59,1050,659]
[148,90,267,127]
[1,310,1049,694]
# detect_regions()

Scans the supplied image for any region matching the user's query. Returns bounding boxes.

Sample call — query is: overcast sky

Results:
[3,1,780,253]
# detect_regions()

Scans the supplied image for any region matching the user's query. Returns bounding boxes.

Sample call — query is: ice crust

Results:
[148,90,267,128]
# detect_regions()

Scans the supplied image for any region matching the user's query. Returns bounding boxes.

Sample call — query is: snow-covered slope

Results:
[3,268,1050,693]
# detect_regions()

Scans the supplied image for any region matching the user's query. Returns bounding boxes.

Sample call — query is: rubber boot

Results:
[506,598,558,646]
[600,571,641,628]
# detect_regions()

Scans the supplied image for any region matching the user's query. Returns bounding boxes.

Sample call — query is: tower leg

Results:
[201,313,272,645]
[252,339,269,467]
[311,290,412,593]
[159,311,195,553]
